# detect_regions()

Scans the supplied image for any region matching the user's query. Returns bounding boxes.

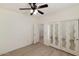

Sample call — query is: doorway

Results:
[39,24,44,44]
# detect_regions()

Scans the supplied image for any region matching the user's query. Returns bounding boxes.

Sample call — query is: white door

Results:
[33,24,39,44]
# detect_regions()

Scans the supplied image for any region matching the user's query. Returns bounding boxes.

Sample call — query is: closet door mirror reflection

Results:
[55,23,59,46]
[50,24,53,44]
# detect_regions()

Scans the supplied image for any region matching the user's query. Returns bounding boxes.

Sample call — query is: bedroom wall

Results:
[0,8,38,55]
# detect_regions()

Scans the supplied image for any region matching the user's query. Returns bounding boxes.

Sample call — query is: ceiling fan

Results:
[19,3,48,15]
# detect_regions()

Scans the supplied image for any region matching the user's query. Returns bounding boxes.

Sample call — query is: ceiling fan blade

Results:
[38,10,44,15]
[29,3,33,9]
[19,8,31,10]
[38,4,48,9]
[29,3,32,6]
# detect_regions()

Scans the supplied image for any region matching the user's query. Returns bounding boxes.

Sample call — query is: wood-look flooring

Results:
[1,43,74,56]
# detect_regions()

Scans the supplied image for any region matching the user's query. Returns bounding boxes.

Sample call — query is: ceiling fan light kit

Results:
[34,10,38,15]
[19,3,48,15]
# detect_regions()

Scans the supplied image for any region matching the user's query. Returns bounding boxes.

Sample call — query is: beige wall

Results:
[0,8,38,55]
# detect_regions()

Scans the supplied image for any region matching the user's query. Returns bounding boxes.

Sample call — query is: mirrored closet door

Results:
[50,24,53,44]
[43,19,79,55]
[50,22,61,48]
[65,21,77,53]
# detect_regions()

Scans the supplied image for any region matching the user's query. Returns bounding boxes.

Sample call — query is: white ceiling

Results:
[0,3,79,16]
